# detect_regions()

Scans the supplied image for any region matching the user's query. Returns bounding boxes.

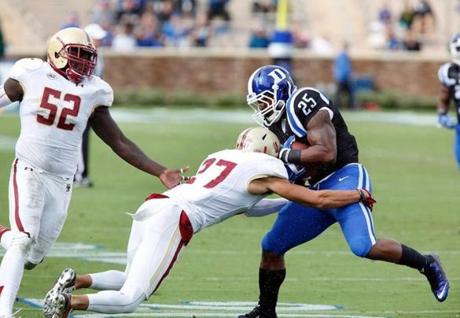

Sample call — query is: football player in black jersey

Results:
[437,33,460,168]
[239,65,449,318]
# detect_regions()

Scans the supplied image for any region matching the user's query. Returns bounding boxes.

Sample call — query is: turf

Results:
[0,109,459,318]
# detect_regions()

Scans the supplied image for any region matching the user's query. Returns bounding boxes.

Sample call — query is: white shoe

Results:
[47,293,71,318]
[43,268,76,318]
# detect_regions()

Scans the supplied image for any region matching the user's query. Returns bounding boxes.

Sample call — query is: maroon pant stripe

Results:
[13,159,24,232]
[152,240,185,294]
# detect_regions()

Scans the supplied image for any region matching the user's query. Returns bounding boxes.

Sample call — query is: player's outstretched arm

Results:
[248,177,370,210]
[90,106,185,188]
[0,79,23,107]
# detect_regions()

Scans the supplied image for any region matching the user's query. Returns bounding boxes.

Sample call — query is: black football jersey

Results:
[269,87,358,184]
[438,62,460,121]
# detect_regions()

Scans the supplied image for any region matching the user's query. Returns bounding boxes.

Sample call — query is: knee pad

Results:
[348,237,373,257]
[10,232,32,252]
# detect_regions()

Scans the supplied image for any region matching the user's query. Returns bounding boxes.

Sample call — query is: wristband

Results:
[279,148,302,164]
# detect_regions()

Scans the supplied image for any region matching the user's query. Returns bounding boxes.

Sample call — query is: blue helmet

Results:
[449,33,460,65]
[247,65,297,126]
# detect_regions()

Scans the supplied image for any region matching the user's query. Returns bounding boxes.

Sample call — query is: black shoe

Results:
[422,254,449,302]
[238,305,277,318]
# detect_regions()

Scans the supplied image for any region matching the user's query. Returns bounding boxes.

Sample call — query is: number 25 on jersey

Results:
[37,87,81,131]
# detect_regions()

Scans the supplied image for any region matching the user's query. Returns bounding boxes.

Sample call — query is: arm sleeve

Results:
[244,198,289,217]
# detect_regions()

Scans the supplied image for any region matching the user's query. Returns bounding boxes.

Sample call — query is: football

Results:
[291,141,309,150]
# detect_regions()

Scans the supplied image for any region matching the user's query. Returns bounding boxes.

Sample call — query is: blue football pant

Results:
[262,163,376,257]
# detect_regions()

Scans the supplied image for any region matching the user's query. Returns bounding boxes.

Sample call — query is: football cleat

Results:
[44,293,71,318]
[43,268,76,317]
[422,254,449,302]
[238,305,277,318]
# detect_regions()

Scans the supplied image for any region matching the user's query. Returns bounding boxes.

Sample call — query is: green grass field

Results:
[0,109,459,318]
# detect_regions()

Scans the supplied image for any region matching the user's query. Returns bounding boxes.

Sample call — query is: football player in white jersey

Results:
[43,127,375,317]
[0,27,185,317]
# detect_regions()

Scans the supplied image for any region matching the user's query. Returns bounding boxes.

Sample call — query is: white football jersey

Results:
[9,58,113,177]
[164,149,288,232]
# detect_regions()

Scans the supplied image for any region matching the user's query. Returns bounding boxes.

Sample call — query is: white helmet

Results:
[449,33,460,65]
[236,127,280,157]
[47,27,97,83]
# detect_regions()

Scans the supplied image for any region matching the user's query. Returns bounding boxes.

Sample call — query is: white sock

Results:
[87,289,144,313]
[90,270,127,290]
[0,246,26,316]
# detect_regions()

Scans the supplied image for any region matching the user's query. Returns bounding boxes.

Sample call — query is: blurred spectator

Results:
[157,0,175,25]
[292,24,310,49]
[378,2,392,25]
[174,0,197,17]
[399,0,415,30]
[412,0,435,34]
[402,30,422,51]
[90,0,116,26]
[191,13,212,47]
[116,0,145,22]
[112,22,137,51]
[207,0,231,22]
[136,11,164,47]
[248,24,270,48]
[333,42,355,109]
[60,11,80,29]
[252,0,276,14]
[162,14,191,47]
[385,25,401,50]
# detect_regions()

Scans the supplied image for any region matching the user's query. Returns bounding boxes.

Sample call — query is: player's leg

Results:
[26,175,72,269]
[0,160,45,316]
[455,125,460,169]
[72,217,146,291]
[46,207,193,315]
[334,164,449,302]
[240,202,335,318]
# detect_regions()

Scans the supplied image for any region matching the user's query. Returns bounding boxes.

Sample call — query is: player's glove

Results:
[278,135,302,164]
[437,113,456,129]
[358,189,376,211]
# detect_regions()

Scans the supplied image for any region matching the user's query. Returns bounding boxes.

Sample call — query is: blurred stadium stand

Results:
[0,0,459,53]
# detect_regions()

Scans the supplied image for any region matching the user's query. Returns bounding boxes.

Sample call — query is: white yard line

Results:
[108,109,438,127]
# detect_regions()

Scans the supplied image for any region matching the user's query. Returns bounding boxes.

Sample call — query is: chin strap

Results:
[0,86,13,108]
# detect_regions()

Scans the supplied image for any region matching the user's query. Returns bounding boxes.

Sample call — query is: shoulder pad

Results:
[438,62,455,85]
[8,58,44,80]
[93,77,114,107]
[286,87,331,138]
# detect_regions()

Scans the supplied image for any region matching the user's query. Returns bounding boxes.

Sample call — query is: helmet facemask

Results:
[247,83,290,127]
[60,44,97,83]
